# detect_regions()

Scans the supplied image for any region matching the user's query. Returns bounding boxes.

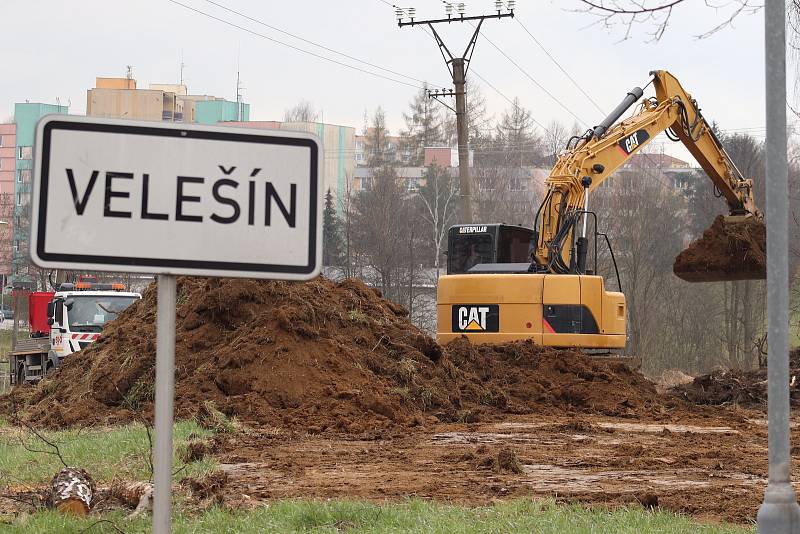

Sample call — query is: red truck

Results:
[10,282,141,384]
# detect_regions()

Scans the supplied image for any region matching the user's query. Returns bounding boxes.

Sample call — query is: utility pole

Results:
[235,70,244,122]
[757,0,800,531]
[396,1,514,223]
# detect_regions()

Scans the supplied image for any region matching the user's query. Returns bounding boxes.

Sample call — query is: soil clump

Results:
[3,277,686,431]
[673,215,766,282]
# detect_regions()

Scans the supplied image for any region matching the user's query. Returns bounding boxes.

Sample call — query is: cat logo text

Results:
[451,305,500,333]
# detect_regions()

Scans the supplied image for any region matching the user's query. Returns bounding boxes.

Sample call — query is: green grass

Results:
[0,420,215,486]
[2,499,753,533]
[0,329,15,355]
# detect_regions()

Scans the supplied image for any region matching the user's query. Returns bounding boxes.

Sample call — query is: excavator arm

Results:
[532,70,760,274]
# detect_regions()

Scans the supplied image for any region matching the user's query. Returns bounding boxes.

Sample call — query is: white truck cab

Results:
[48,285,141,362]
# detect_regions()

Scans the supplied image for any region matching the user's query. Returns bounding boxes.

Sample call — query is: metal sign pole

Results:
[757,1,800,532]
[153,274,176,533]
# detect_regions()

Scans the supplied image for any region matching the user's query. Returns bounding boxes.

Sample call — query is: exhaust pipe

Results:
[592,86,644,139]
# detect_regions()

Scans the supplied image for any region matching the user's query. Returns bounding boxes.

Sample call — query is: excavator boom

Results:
[532,70,764,282]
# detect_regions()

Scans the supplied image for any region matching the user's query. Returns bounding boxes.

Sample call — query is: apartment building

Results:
[86,77,248,123]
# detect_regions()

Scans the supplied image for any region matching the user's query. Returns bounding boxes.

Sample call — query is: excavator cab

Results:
[446,224,532,274]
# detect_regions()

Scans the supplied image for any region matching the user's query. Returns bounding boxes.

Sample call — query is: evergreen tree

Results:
[322,189,343,266]
[402,85,443,165]
[494,97,543,167]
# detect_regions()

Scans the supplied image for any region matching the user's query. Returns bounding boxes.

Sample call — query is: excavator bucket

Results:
[673,215,767,282]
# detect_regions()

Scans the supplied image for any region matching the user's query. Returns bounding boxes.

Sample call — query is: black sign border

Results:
[36,120,318,275]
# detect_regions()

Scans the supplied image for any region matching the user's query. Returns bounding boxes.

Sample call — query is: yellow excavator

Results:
[437,70,763,348]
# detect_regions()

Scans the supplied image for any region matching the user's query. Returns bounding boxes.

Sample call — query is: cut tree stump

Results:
[50,467,95,516]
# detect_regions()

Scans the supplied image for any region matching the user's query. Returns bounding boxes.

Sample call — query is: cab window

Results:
[496,227,533,263]
[448,234,494,274]
[54,299,64,325]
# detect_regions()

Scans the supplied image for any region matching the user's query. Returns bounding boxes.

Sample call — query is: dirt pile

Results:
[672,349,800,407]
[673,215,766,282]
[3,277,679,431]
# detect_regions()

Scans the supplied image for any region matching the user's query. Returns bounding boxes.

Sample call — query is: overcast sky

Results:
[0,1,786,160]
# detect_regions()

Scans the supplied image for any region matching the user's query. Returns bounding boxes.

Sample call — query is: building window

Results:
[509,176,527,192]
[18,147,23,159]
[355,141,364,150]
[0,136,4,147]
[355,154,363,162]
[16,193,22,206]
[20,170,30,182]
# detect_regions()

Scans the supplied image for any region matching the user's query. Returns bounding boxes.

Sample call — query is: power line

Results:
[513,17,606,116]
[435,0,589,127]
[165,0,426,90]
[472,26,589,127]
[377,1,557,136]
[201,0,447,88]
[411,18,554,135]
[490,0,606,116]
[469,69,552,134]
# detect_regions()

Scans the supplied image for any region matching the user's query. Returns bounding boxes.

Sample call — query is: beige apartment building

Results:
[87,77,183,121]
[86,77,247,124]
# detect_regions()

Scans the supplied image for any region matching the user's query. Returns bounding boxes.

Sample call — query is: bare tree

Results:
[352,109,406,298]
[790,1,800,119]
[542,120,570,167]
[442,77,490,148]
[593,159,691,370]
[416,165,459,278]
[340,171,358,279]
[574,0,761,41]
[284,101,319,123]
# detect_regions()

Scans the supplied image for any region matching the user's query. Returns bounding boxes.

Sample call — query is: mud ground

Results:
[0,276,786,525]
[0,395,785,525]
[204,408,782,525]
